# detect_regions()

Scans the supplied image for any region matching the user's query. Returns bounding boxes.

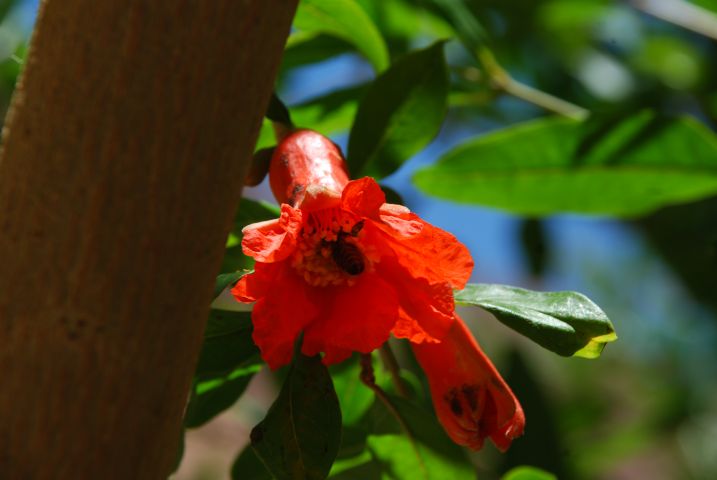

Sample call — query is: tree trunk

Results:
[0,1,296,478]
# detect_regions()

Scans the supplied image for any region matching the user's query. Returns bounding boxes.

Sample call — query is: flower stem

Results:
[476,48,589,121]
[379,343,410,399]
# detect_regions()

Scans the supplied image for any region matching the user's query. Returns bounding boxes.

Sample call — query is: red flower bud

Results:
[269,129,350,209]
[412,315,525,451]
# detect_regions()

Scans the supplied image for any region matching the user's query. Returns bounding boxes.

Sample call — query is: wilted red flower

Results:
[233,129,523,450]
[412,314,525,451]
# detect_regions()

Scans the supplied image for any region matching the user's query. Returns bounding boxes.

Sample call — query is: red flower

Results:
[412,314,525,451]
[233,130,473,369]
[232,129,523,451]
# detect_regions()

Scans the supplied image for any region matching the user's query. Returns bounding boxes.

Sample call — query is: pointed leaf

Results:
[251,352,342,480]
[185,310,262,428]
[232,447,273,480]
[414,112,717,217]
[214,271,245,299]
[348,42,449,178]
[293,0,389,72]
[455,284,616,358]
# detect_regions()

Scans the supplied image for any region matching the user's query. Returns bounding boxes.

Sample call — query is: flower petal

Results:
[248,266,319,370]
[341,177,385,218]
[231,262,281,302]
[412,315,525,451]
[379,215,473,289]
[302,272,398,365]
[241,204,303,263]
[377,255,455,343]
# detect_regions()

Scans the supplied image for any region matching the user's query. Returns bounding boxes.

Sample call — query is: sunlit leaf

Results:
[361,395,474,480]
[455,284,616,358]
[251,351,342,480]
[414,112,717,217]
[294,0,389,72]
[502,466,558,480]
[348,42,448,178]
[292,85,365,135]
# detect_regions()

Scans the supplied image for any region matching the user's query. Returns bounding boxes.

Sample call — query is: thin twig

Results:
[477,48,590,121]
[359,354,427,474]
[379,343,410,399]
[630,0,717,41]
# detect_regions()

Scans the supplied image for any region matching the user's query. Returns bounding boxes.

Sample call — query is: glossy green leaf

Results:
[414,112,717,217]
[502,466,558,480]
[251,351,342,480]
[348,42,448,178]
[185,310,262,428]
[455,284,617,358]
[294,0,389,72]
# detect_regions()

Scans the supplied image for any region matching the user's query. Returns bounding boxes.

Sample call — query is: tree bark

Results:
[0,1,296,478]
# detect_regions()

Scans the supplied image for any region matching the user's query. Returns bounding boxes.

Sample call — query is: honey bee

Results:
[331,220,365,275]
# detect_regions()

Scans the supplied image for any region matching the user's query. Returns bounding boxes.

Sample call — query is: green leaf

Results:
[197,310,258,375]
[185,310,262,428]
[329,356,374,426]
[294,0,389,72]
[422,0,488,54]
[455,284,617,358]
[282,32,354,72]
[251,351,342,480]
[232,447,273,480]
[414,112,717,217]
[362,395,474,480]
[502,466,558,480]
[214,271,245,299]
[185,363,262,428]
[348,42,449,178]
[292,85,365,135]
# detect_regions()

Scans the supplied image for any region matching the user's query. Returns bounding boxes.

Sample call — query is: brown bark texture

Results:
[0,1,296,478]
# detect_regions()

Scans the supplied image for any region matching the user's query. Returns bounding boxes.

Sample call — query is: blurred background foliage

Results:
[3,0,717,479]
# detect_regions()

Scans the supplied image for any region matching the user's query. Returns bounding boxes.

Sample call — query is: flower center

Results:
[291,209,377,287]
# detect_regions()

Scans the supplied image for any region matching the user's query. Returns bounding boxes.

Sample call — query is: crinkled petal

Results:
[241,204,302,263]
[231,262,282,303]
[376,254,455,343]
[378,215,473,289]
[412,315,525,451]
[302,272,398,365]
[249,266,319,370]
[341,177,385,218]
[377,204,423,237]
